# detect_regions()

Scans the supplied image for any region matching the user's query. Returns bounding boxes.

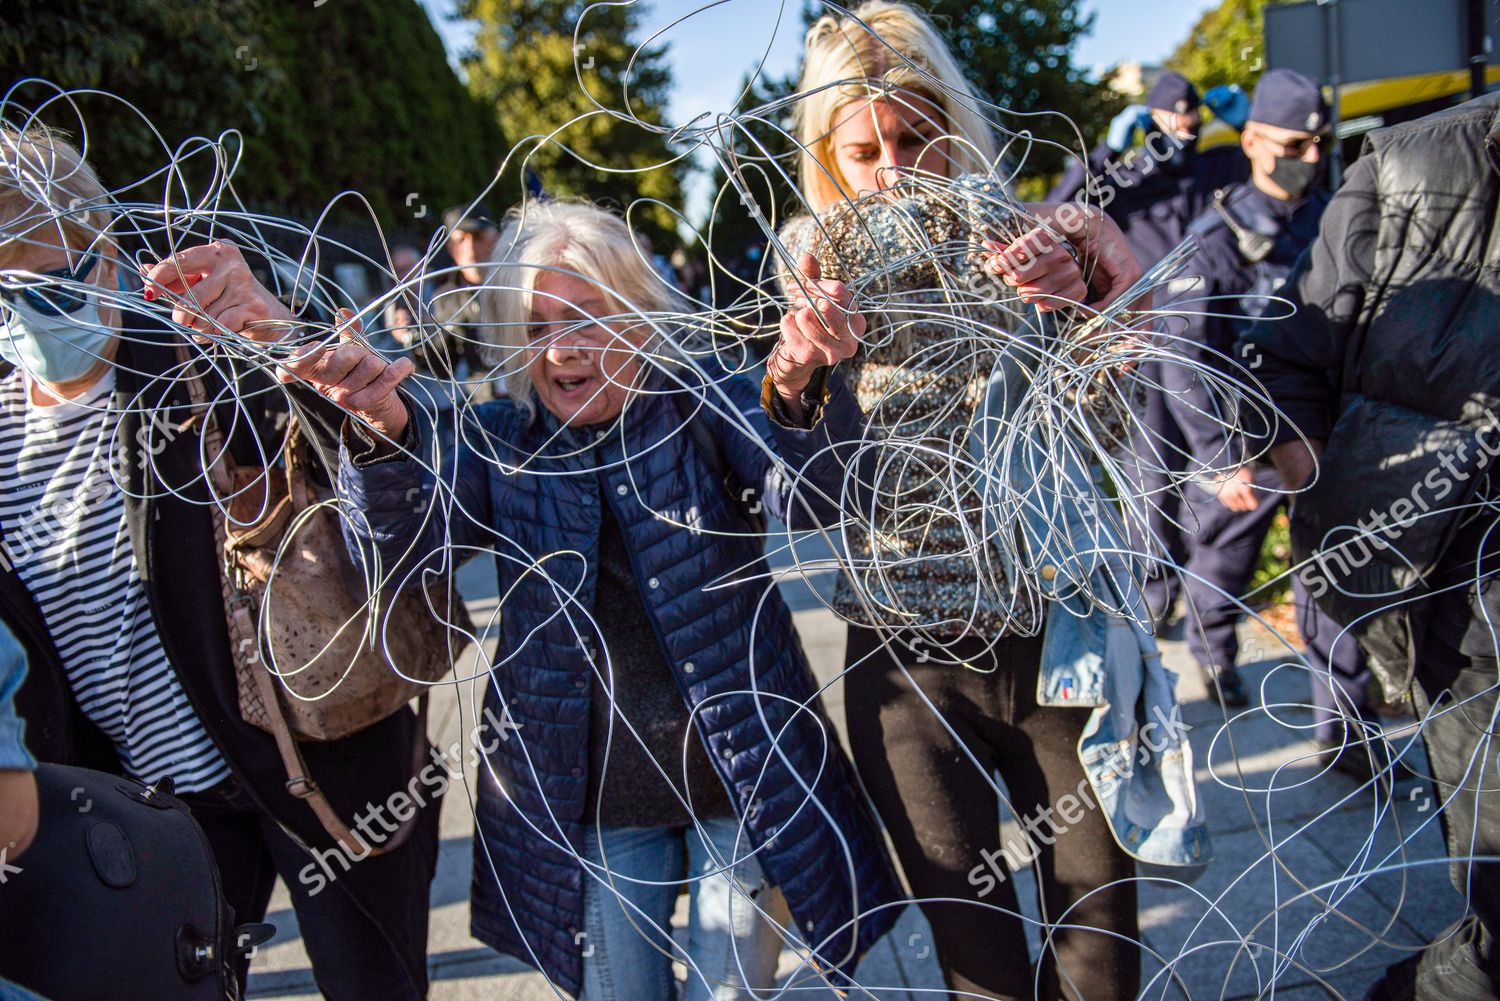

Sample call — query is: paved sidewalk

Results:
[247,544,1462,1000]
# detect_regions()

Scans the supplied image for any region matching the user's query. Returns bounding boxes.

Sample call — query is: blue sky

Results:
[417,0,1218,216]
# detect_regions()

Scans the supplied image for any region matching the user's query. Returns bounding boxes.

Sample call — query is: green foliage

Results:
[456,0,685,247]
[1251,508,1293,605]
[701,70,800,266]
[0,0,506,231]
[0,0,278,191]
[247,0,508,227]
[1165,0,1273,93]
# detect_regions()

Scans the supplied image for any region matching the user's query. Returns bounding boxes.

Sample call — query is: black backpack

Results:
[0,763,271,1000]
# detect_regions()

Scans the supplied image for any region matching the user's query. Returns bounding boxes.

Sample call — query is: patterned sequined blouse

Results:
[775,176,1133,640]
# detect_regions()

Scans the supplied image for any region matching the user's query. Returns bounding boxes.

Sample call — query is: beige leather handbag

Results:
[184,348,468,855]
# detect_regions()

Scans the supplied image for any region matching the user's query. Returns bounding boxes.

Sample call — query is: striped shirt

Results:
[0,369,228,792]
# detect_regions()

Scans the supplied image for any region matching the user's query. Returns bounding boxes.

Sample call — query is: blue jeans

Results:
[579,818,787,1001]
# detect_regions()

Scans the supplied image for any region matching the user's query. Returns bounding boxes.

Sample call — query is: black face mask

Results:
[1148,128,1198,176]
[1269,156,1322,199]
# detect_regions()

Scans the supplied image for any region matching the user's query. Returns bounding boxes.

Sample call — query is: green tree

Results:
[456,0,685,247]
[1165,0,1273,92]
[0,0,280,192]
[0,0,505,231]
[247,0,508,227]
[701,70,800,268]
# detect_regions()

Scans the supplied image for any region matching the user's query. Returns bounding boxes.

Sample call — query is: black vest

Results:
[1288,94,1500,696]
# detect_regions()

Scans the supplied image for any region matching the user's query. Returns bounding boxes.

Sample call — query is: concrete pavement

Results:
[246,539,1462,1000]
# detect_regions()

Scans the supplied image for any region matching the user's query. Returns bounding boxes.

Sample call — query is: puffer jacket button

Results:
[720,747,733,760]
[615,483,628,496]
[682,662,695,674]
[648,577,660,589]
[574,678,587,691]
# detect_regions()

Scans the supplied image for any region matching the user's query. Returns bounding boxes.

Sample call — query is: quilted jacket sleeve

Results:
[336,402,496,589]
[760,369,872,530]
[691,367,854,529]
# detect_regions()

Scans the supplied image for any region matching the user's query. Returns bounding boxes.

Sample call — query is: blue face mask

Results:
[0,271,116,384]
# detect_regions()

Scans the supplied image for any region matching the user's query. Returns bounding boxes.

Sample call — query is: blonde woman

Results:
[274,200,905,1000]
[764,4,1157,999]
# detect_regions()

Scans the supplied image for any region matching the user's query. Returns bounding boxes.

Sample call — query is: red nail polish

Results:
[142,287,156,302]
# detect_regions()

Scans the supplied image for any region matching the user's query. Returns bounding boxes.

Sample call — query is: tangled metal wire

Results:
[1,6,1489,995]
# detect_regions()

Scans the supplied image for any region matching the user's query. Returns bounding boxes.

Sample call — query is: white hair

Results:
[479,199,684,414]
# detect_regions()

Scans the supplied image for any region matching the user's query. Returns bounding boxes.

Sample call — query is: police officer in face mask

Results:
[1164,70,1377,737]
[1052,73,1251,626]
[1049,71,1244,268]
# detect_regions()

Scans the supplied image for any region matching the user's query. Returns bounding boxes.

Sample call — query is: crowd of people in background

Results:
[1,2,1497,1001]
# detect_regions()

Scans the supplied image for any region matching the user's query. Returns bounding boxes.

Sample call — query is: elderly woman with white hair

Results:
[302,198,906,1000]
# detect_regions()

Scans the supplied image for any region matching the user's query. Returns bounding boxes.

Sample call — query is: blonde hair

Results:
[479,199,682,411]
[796,1,1000,214]
[0,122,113,269]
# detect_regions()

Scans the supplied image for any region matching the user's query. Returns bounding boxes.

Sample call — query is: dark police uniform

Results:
[1168,69,1369,726]
[1047,73,1245,269]
[1050,73,1251,621]
[1169,182,1354,706]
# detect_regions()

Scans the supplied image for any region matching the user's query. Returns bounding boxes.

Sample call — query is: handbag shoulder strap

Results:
[175,342,235,497]
[182,343,424,855]
[240,622,425,859]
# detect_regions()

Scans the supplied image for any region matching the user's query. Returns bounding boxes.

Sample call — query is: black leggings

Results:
[845,627,1140,1001]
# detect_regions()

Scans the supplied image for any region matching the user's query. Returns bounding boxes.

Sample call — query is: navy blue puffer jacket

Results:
[337,366,901,997]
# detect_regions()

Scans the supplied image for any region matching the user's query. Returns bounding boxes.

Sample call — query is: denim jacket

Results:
[972,353,1211,874]
[0,622,46,1001]
[0,620,34,773]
